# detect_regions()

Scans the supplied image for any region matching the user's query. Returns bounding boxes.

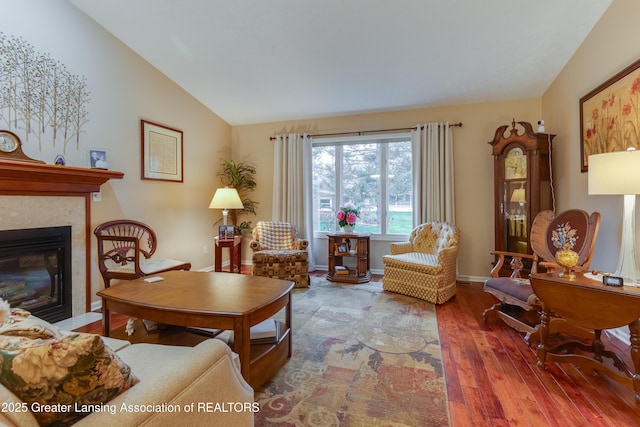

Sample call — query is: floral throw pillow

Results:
[0,315,63,339]
[0,332,139,426]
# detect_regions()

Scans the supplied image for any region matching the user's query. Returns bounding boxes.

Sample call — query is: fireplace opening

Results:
[0,226,72,323]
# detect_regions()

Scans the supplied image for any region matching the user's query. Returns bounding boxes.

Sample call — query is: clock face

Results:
[505,147,526,179]
[0,132,19,153]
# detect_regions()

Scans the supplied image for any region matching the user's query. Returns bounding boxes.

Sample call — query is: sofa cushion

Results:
[0,332,139,426]
[252,249,308,263]
[382,252,442,275]
[251,221,304,250]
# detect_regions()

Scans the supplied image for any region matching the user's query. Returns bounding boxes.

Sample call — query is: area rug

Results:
[254,276,450,426]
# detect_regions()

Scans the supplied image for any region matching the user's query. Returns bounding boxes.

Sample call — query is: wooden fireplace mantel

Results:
[0,159,124,313]
[0,159,124,194]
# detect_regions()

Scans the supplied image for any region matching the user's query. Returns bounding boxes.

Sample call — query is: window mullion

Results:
[336,145,342,221]
[380,144,387,235]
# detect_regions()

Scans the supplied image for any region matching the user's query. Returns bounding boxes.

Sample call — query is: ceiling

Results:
[69,0,611,126]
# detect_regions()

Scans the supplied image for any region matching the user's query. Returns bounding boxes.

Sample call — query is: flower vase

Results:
[343,224,354,233]
[555,243,578,280]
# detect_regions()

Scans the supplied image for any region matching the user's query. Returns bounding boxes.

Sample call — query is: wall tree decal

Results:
[0,32,90,153]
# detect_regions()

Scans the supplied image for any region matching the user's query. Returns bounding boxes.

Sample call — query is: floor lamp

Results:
[588,148,640,286]
[209,187,244,226]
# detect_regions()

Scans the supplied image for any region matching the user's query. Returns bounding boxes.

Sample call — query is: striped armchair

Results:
[250,221,309,287]
[382,222,460,304]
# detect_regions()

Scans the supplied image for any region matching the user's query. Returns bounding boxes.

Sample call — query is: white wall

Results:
[543,0,640,275]
[3,0,232,308]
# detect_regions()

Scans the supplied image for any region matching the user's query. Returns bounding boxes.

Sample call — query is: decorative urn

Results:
[555,243,579,280]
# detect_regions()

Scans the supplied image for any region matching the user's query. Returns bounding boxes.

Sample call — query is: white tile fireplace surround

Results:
[0,160,123,317]
[0,196,86,316]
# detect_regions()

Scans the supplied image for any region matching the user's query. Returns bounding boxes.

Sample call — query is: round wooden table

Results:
[98,270,294,389]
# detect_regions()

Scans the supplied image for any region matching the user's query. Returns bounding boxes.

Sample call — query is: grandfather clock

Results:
[489,120,555,259]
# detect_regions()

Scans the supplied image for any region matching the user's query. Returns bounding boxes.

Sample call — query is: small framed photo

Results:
[335,243,349,255]
[88,148,108,169]
[219,225,235,240]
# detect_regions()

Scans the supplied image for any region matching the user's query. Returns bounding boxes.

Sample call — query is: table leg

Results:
[215,244,222,272]
[537,308,551,369]
[233,317,251,384]
[286,294,292,358]
[629,318,640,401]
[102,299,111,337]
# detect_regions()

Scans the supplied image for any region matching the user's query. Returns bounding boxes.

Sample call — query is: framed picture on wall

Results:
[141,119,183,182]
[580,57,640,172]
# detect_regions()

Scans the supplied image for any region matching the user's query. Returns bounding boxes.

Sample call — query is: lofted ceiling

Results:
[69,0,611,126]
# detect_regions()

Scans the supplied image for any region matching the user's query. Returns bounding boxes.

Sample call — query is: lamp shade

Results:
[510,188,526,204]
[209,187,244,209]
[588,149,640,195]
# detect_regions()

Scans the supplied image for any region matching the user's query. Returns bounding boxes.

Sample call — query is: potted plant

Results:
[217,159,258,234]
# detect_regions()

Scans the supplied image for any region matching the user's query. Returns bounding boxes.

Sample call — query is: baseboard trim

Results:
[605,327,631,346]
[457,275,487,284]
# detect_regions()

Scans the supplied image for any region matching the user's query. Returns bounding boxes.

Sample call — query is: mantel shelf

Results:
[0,159,124,195]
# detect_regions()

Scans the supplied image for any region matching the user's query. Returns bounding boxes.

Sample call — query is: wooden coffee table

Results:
[97,270,294,389]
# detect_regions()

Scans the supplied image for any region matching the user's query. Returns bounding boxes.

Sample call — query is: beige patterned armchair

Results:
[382,222,460,304]
[250,221,309,287]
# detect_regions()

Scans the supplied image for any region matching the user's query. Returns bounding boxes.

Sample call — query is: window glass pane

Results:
[387,140,413,234]
[342,143,380,233]
[312,146,336,231]
[312,135,412,236]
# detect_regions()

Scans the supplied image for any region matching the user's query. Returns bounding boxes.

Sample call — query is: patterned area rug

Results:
[254,276,450,426]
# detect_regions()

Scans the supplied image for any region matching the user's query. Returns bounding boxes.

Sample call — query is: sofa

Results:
[382,221,460,304]
[0,318,254,426]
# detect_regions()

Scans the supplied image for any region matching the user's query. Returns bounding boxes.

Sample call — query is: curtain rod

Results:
[269,122,463,141]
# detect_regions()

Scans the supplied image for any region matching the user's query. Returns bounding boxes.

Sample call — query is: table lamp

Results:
[588,148,640,285]
[209,187,244,226]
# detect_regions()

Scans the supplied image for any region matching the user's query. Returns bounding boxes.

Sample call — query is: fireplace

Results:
[0,226,72,322]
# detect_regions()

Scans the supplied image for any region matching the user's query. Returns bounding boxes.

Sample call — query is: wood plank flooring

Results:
[78,272,640,425]
[443,281,639,426]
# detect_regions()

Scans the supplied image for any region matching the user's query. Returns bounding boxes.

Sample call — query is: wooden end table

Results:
[214,236,242,272]
[97,270,293,389]
[326,231,371,283]
[530,272,640,401]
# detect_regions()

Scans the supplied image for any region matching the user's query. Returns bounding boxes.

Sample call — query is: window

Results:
[312,134,413,236]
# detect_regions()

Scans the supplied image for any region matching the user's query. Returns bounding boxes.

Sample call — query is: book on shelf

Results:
[200,319,282,346]
[250,319,280,344]
[335,266,351,275]
[141,319,164,333]
[186,326,223,338]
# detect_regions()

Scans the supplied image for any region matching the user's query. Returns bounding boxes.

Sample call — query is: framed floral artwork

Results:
[580,58,640,172]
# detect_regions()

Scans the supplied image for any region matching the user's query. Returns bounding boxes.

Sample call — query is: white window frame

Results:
[312,133,412,240]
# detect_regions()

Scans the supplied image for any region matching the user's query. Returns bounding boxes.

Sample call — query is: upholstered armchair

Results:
[382,221,460,304]
[250,221,309,288]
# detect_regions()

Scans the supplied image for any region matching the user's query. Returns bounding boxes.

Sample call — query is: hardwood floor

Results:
[442,281,639,427]
[78,271,640,425]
